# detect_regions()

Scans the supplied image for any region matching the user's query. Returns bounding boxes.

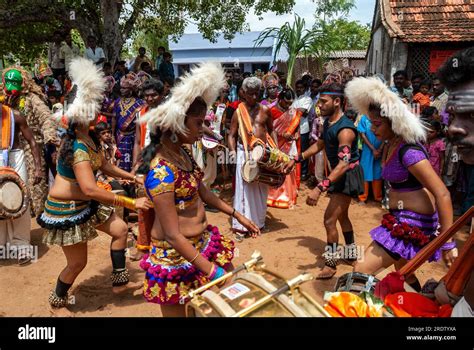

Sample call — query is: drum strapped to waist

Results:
[186,266,327,317]
[251,143,291,174]
[241,160,285,188]
[0,166,29,220]
[334,272,379,294]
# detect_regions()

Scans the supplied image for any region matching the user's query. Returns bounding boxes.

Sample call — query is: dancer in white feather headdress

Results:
[137,62,259,317]
[141,61,226,135]
[346,77,457,285]
[62,57,106,125]
[345,77,426,144]
[39,57,153,311]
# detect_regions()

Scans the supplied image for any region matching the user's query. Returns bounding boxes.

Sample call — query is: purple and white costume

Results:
[369,143,455,261]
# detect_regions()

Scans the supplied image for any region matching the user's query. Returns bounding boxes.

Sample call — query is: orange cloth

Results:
[1,104,13,149]
[324,292,383,317]
[358,180,383,202]
[138,105,149,148]
[385,292,452,317]
[413,92,431,111]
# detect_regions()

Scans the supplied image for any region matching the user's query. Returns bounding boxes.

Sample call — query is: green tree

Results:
[0,0,296,65]
[254,15,320,87]
[322,19,371,51]
[310,0,364,58]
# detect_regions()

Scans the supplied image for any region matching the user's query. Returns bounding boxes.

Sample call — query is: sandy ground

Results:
[0,184,469,317]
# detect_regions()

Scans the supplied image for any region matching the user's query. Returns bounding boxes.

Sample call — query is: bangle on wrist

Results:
[189,251,200,264]
[113,194,136,210]
[208,264,216,279]
[231,208,236,218]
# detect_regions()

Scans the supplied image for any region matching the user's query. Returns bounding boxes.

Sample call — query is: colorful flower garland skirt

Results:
[140,224,234,305]
[370,209,453,261]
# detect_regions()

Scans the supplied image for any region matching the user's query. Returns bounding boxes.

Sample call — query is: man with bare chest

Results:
[0,102,42,264]
[228,77,276,238]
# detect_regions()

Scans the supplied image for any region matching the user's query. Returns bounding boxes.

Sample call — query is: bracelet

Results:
[317,178,332,192]
[189,251,200,264]
[113,194,136,210]
[208,264,217,279]
[231,208,236,218]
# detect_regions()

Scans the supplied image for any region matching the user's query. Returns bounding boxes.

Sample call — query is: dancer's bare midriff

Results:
[49,175,93,201]
[150,197,208,240]
[389,188,436,215]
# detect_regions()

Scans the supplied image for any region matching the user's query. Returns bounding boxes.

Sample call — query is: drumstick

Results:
[231,273,316,317]
[187,250,263,299]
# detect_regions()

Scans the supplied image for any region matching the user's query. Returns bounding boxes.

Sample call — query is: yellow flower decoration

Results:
[165,282,178,300]
[154,165,172,182]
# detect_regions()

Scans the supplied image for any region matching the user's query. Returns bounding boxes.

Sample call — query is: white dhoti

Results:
[0,149,31,247]
[192,141,217,189]
[232,144,268,231]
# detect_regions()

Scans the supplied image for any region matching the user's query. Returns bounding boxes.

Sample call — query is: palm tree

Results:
[254,15,320,87]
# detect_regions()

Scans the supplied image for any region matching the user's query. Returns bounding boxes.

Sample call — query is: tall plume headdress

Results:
[345,77,426,144]
[62,57,106,126]
[141,62,226,135]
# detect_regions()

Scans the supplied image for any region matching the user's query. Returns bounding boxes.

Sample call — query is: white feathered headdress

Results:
[63,57,106,126]
[141,62,225,135]
[345,77,426,143]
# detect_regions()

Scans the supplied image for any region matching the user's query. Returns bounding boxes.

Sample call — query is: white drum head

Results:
[202,137,218,149]
[0,181,23,211]
[251,144,264,161]
[241,161,259,183]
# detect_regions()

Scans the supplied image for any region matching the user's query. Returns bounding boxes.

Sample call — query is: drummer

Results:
[0,73,42,264]
[138,62,259,317]
[228,76,277,240]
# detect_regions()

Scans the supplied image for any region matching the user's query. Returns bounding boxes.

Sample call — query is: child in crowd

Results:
[424,120,445,177]
[413,79,432,113]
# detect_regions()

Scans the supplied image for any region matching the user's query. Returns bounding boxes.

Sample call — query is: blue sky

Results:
[185,0,376,33]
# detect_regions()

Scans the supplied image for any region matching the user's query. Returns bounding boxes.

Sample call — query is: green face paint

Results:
[3,69,23,93]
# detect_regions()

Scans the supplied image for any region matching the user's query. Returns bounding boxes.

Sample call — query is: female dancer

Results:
[138,62,259,317]
[345,77,456,290]
[37,58,153,309]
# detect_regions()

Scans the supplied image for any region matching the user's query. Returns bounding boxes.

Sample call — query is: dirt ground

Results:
[0,184,469,317]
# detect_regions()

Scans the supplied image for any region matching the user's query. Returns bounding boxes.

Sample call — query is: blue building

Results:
[169,31,286,76]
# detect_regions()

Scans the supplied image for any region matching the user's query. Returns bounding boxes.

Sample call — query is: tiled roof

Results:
[381,0,474,42]
[327,50,367,59]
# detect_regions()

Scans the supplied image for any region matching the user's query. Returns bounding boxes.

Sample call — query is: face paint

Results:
[3,69,23,94]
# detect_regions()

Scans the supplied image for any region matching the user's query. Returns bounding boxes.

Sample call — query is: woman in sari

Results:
[261,72,280,108]
[267,88,302,208]
[113,73,145,172]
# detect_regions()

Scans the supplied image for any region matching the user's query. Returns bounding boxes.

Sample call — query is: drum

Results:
[201,136,219,150]
[241,159,259,184]
[251,144,291,174]
[186,268,326,317]
[0,166,29,219]
[241,160,285,188]
[334,272,379,294]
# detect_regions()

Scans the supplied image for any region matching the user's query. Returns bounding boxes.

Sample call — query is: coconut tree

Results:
[254,15,321,87]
